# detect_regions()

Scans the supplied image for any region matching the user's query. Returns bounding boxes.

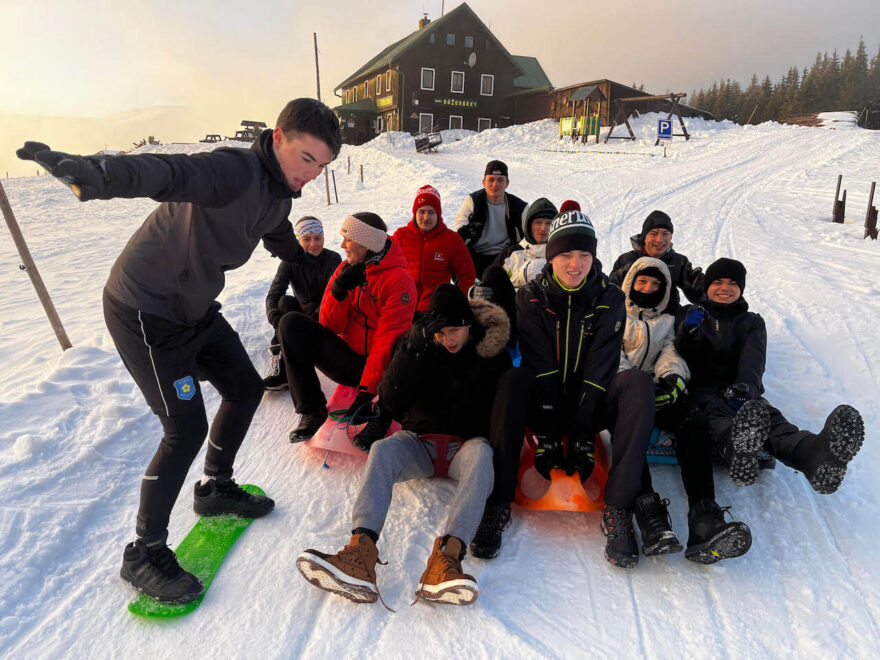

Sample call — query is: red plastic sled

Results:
[304,385,401,457]
[514,430,609,512]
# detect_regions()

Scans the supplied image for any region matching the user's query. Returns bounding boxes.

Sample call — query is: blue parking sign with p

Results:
[658,119,673,140]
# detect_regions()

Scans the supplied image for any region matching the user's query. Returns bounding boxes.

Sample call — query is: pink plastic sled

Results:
[304,385,401,457]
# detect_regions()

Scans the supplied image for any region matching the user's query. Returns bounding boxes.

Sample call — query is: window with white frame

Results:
[478,117,492,132]
[420,67,435,91]
[385,71,391,92]
[446,33,455,46]
[480,74,495,97]
[419,113,434,133]
[363,81,369,97]
[376,116,384,133]
[464,35,473,48]
[376,74,382,91]
[451,71,465,94]
[449,115,463,130]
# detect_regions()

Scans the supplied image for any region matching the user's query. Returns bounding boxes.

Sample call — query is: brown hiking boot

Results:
[413,536,478,606]
[296,534,391,608]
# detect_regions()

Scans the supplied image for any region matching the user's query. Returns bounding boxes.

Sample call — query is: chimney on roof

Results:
[419,14,431,29]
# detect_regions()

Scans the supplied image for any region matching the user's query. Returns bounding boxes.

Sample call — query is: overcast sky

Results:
[1,0,877,176]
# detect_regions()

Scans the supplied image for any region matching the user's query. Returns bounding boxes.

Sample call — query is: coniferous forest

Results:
[691,38,880,128]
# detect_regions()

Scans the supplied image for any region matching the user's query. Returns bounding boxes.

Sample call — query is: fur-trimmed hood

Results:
[469,297,510,358]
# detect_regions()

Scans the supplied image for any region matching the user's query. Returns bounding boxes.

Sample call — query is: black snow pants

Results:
[692,388,821,473]
[278,311,366,414]
[488,367,654,508]
[103,290,263,541]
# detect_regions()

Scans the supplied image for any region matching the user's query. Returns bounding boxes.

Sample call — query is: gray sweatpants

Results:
[351,430,494,544]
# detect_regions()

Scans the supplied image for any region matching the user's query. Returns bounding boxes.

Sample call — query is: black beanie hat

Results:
[545,210,598,260]
[704,258,746,292]
[428,283,476,326]
[641,210,674,237]
[629,265,667,310]
[484,160,509,177]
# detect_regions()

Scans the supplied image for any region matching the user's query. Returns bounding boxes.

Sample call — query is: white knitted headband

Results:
[295,216,323,238]
[341,215,387,253]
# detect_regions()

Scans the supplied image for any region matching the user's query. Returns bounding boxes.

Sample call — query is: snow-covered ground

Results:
[1,114,879,657]
[818,111,860,130]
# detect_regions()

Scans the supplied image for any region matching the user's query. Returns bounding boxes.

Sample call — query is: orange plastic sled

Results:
[304,385,401,457]
[514,430,609,512]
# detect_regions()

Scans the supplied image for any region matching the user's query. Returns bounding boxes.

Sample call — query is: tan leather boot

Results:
[413,536,478,606]
[297,534,391,609]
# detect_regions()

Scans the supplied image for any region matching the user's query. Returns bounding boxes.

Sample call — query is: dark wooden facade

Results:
[334,3,527,143]
[513,80,714,125]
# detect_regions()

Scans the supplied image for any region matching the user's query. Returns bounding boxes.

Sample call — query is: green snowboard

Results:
[128,484,264,618]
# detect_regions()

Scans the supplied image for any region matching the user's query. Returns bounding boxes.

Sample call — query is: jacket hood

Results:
[366,237,408,274]
[622,256,672,317]
[469,297,510,358]
[252,129,301,200]
[521,197,558,244]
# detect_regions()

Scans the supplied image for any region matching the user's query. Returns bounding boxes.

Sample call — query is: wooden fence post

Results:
[832,175,846,224]
[324,169,331,205]
[865,182,878,240]
[359,164,364,184]
[331,171,339,203]
[0,181,72,350]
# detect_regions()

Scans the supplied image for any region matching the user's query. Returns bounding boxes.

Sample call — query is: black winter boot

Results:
[469,500,512,559]
[807,405,865,494]
[685,499,751,564]
[262,344,287,391]
[193,475,275,518]
[290,409,328,443]
[600,506,638,568]
[120,532,204,603]
[633,492,683,556]
[727,400,770,487]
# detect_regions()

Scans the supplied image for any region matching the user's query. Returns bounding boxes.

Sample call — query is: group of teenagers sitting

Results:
[261,160,865,607]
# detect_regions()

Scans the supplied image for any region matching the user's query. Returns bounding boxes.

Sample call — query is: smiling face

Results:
[272,128,335,192]
[531,217,552,244]
[643,228,672,257]
[299,232,324,256]
[706,278,742,304]
[434,325,470,354]
[550,250,593,289]
[482,174,509,203]
[415,205,439,232]
[341,235,368,264]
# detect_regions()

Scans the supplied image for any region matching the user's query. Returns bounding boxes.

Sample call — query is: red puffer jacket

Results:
[319,239,417,393]
[392,219,476,311]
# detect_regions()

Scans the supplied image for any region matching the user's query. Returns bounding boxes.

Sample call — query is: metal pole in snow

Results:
[0,181,72,351]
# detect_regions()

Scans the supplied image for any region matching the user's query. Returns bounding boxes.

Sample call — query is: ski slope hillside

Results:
[1,115,878,658]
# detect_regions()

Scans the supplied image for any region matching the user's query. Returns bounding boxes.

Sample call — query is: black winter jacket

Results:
[674,297,766,398]
[378,298,511,439]
[609,235,703,313]
[104,130,306,324]
[516,262,626,435]
[265,248,341,324]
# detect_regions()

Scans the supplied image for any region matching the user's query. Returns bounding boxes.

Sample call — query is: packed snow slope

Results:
[1,115,879,658]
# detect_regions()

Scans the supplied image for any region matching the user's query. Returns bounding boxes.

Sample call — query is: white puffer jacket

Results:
[504,239,547,289]
[618,256,690,381]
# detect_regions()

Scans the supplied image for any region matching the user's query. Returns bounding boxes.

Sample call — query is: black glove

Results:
[655,374,687,410]
[566,433,595,483]
[267,309,283,328]
[352,407,392,453]
[342,387,375,421]
[533,436,565,481]
[17,141,108,201]
[723,383,751,413]
[406,312,446,353]
[457,222,481,244]
[330,262,367,301]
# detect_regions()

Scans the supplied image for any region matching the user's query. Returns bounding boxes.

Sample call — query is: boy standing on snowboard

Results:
[17,98,341,603]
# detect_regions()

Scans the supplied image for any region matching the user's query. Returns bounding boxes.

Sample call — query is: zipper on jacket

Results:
[573,318,586,373]
[637,320,652,371]
[562,294,572,384]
